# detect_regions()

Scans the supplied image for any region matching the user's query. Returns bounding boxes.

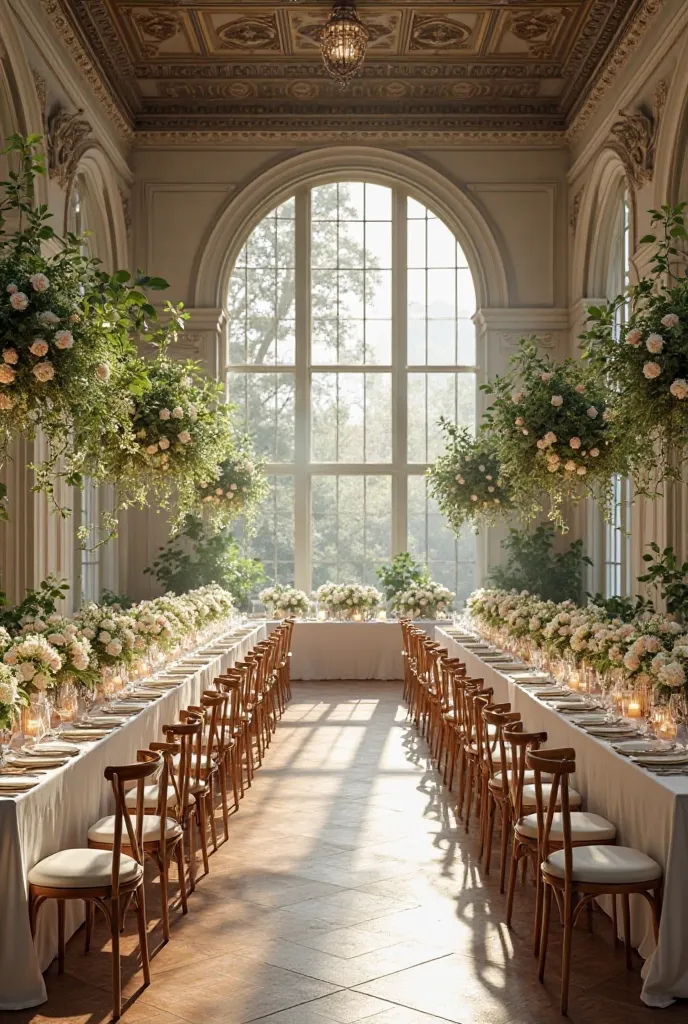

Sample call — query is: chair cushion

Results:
[521,783,582,809]
[516,811,617,843]
[492,769,552,786]
[125,784,179,810]
[545,845,662,884]
[28,849,143,889]
[88,815,182,845]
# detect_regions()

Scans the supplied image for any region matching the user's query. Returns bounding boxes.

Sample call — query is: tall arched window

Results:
[227,181,477,600]
[604,186,632,598]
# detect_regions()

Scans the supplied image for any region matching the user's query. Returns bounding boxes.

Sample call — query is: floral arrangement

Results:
[316,582,382,620]
[0,663,23,729]
[392,580,454,620]
[483,338,631,525]
[75,606,139,670]
[20,614,96,690]
[427,421,512,532]
[199,433,268,529]
[2,633,62,694]
[259,585,310,618]
[582,204,688,483]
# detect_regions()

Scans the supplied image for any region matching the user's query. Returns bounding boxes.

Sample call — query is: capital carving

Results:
[569,189,583,233]
[31,70,47,128]
[46,105,92,189]
[118,186,132,233]
[607,79,667,189]
[496,331,563,352]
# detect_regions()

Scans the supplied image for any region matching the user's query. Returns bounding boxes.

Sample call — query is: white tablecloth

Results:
[437,629,688,1009]
[0,623,266,1011]
[266,620,446,681]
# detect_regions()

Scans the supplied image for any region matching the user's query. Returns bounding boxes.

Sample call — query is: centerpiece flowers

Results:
[198,432,269,530]
[483,337,631,526]
[74,606,139,672]
[392,580,454,620]
[0,663,24,730]
[259,585,310,619]
[582,204,688,483]
[2,633,62,694]
[427,420,513,532]
[316,582,382,620]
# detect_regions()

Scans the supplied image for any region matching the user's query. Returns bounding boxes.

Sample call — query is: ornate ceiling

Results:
[49,0,644,134]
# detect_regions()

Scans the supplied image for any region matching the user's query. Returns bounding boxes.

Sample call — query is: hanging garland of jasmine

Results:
[427,420,513,532]
[482,337,633,527]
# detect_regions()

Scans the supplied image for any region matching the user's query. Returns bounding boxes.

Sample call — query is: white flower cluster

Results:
[626,316,688,400]
[75,606,139,667]
[2,633,62,692]
[259,586,310,619]
[393,581,454,620]
[0,662,21,722]
[316,583,382,621]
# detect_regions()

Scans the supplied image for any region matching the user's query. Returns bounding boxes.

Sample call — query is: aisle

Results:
[7,683,675,1024]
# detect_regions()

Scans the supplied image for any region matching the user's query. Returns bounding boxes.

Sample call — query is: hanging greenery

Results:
[427,420,513,533]
[582,203,688,485]
[482,337,632,527]
[198,431,269,530]
[0,134,168,510]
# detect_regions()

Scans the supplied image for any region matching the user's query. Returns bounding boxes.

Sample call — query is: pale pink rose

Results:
[2,348,18,365]
[564,460,576,472]
[54,330,74,350]
[643,361,662,379]
[522,428,529,436]
[536,439,546,449]
[9,292,28,311]
[0,393,13,410]
[551,395,564,407]
[0,366,16,384]
[589,448,600,457]
[575,383,586,394]
[172,406,184,419]
[625,328,642,347]
[159,408,171,421]
[544,431,557,444]
[29,340,49,357]
[576,466,586,475]
[512,391,523,404]
[158,437,170,450]
[540,372,554,382]
[514,416,524,427]
[586,406,598,418]
[178,430,191,443]
[670,378,688,400]
[646,333,664,354]
[29,273,50,293]
[146,444,158,455]
[569,437,581,449]
[661,313,679,328]
[215,488,224,496]
[96,363,110,382]
[32,361,55,382]
[6,283,17,295]
[470,495,478,502]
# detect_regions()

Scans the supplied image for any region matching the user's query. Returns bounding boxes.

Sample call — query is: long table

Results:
[267,620,446,680]
[437,628,688,1009]
[0,622,266,1011]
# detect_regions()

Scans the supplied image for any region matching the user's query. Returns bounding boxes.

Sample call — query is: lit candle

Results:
[318,609,327,621]
[377,609,387,621]
[352,611,362,622]
[627,701,641,718]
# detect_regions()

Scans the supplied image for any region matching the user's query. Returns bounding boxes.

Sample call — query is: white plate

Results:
[614,740,675,755]
[7,754,69,768]
[0,774,42,789]
[570,714,609,725]
[27,741,81,756]
[59,729,110,741]
[552,701,599,711]
[633,752,688,766]
[585,724,640,736]
[81,716,127,727]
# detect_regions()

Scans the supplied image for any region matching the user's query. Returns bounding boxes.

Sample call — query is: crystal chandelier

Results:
[320,0,369,87]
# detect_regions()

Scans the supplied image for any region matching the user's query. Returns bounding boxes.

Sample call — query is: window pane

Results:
[240,475,295,591]
[312,475,391,587]
[312,372,392,463]
[407,476,475,606]
[407,372,475,463]
[228,372,295,461]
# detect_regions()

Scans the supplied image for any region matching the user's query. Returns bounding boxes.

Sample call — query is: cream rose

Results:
[625,328,642,347]
[0,365,16,384]
[569,437,581,449]
[643,361,662,380]
[178,430,191,444]
[9,291,28,311]
[33,361,55,382]
[646,333,664,354]
[54,330,74,350]
[550,395,564,407]
[29,273,50,292]
[29,340,49,358]
[159,408,171,421]
[661,313,679,328]
[586,406,598,418]
[670,378,688,400]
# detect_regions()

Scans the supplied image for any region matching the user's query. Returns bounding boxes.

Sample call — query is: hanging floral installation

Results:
[198,431,269,530]
[481,337,633,527]
[582,203,688,485]
[427,420,513,533]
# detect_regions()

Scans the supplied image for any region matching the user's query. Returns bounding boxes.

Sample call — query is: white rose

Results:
[661,313,679,328]
[670,378,688,400]
[589,448,600,457]
[146,444,158,455]
[586,406,598,419]
[0,365,16,384]
[106,640,123,657]
[33,361,55,382]
[551,395,563,407]
[172,406,184,419]
[643,362,662,379]
[159,408,171,420]
[9,291,28,311]
[6,283,17,294]
[29,340,49,357]
[98,631,112,644]
[29,273,50,292]
[38,310,59,326]
[179,430,191,443]
[625,328,642,347]
[569,437,581,449]
[646,334,664,354]
[32,672,50,691]
[2,348,18,364]
[158,437,170,450]
[18,661,36,681]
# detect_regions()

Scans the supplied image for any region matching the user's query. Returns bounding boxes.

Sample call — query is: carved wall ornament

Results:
[409,16,472,50]
[296,19,393,48]
[497,331,562,351]
[133,12,180,43]
[118,186,132,234]
[569,189,582,233]
[46,106,92,190]
[607,79,667,189]
[217,17,281,51]
[31,70,48,128]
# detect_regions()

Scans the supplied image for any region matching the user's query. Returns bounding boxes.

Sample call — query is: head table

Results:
[436,628,688,1009]
[0,621,267,1012]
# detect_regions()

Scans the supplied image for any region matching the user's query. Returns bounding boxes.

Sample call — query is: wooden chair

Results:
[481,706,520,891]
[457,681,490,830]
[28,753,159,1020]
[530,747,662,1015]
[164,718,210,890]
[185,694,224,851]
[88,747,186,944]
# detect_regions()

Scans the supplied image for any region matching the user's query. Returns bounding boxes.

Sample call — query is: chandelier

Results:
[320,0,369,87]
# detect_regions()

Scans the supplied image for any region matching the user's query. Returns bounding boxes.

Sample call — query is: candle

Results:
[352,611,362,622]
[318,610,327,621]
[627,701,641,718]
[377,610,387,621]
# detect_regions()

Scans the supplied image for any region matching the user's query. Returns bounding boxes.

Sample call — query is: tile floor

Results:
[5,682,687,1024]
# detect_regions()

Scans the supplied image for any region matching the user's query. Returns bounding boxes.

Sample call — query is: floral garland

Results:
[2,633,62,694]
[0,663,23,729]
[316,583,382,620]
[259,585,310,618]
[427,421,513,532]
[483,338,631,525]
[582,205,688,484]
[74,606,140,670]
[199,433,269,529]
[392,581,454,620]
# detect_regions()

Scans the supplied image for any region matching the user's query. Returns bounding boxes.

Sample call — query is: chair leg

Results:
[135,885,151,987]
[57,899,66,974]
[533,867,543,957]
[622,893,633,970]
[175,841,188,916]
[560,888,574,1016]
[506,837,520,927]
[208,776,219,852]
[111,896,122,1021]
[159,852,171,943]
[484,797,495,874]
[85,898,94,953]
[538,883,553,983]
[198,798,210,876]
[464,760,474,833]
[499,801,510,894]
[219,759,230,839]
[230,748,240,810]
[187,817,197,893]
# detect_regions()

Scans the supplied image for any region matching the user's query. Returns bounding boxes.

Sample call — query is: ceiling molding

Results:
[134,129,566,150]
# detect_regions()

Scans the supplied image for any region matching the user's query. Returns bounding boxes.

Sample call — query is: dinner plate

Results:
[632,751,688,766]
[80,716,127,727]
[0,774,42,790]
[534,689,572,699]
[570,713,610,725]
[552,700,598,711]
[127,689,164,698]
[26,740,81,756]
[6,754,69,768]
[60,728,111,741]
[614,739,675,755]
[584,724,640,736]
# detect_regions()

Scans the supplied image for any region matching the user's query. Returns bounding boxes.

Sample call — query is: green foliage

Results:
[427,420,512,534]
[638,543,688,621]
[100,589,133,610]
[376,552,429,603]
[198,432,269,531]
[586,592,654,622]
[0,573,69,633]
[145,516,264,609]
[488,523,592,604]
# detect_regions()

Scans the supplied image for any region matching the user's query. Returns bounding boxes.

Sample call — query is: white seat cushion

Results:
[492,769,552,786]
[521,783,582,809]
[125,784,179,810]
[516,811,617,843]
[88,815,182,845]
[545,845,662,884]
[28,849,143,889]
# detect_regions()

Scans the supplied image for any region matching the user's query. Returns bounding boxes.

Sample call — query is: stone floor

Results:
[5,682,688,1024]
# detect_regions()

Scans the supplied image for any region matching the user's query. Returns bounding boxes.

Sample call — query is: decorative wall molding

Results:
[607,79,667,188]
[495,330,565,351]
[46,104,92,189]
[134,129,565,150]
[569,189,583,233]
[31,68,47,128]
[118,185,131,233]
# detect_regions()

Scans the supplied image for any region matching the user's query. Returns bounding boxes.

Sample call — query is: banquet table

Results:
[436,628,688,1009]
[0,621,266,1012]
[266,619,446,681]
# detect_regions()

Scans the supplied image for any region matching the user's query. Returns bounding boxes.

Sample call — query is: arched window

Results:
[227,181,477,600]
[604,186,632,598]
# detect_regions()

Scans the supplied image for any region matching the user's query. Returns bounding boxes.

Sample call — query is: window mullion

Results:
[392,188,407,556]
[294,188,311,591]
